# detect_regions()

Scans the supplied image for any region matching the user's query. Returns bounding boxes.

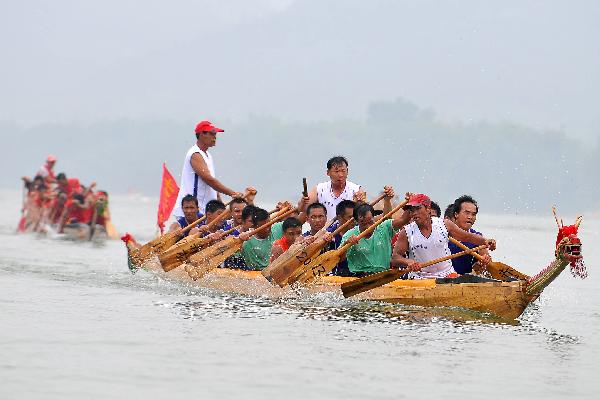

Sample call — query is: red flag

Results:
[157,163,180,234]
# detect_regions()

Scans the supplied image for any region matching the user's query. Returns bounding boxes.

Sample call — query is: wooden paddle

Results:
[302,178,308,197]
[341,244,488,298]
[130,213,209,265]
[262,193,387,287]
[184,207,297,280]
[448,237,530,281]
[290,196,408,286]
[88,200,98,241]
[159,204,241,272]
[105,220,119,240]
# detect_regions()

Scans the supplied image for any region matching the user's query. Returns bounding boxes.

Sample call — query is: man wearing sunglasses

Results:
[172,120,243,218]
[391,193,496,279]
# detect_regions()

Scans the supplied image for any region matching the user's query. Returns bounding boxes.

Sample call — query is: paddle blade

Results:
[186,237,243,280]
[289,249,342,285]
[340,269,402,298]
[159,237,210,272]
[105,220,119,240]
[262,240,326,287]
[487,261,530,281]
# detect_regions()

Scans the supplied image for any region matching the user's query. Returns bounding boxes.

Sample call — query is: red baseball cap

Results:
[406,193,431,207]
[47,154,57,162]
[194,120,224,134]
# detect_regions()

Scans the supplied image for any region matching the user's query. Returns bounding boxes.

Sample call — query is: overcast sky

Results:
[1,0,599,141]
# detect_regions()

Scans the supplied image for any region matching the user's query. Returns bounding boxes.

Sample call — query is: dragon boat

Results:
[123,216,586,321]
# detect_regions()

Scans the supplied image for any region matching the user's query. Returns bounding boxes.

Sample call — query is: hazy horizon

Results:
[2,1,599,141]
[2,1,599,215]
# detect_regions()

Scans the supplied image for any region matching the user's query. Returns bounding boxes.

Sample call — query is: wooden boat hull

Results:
[141,260,535,320]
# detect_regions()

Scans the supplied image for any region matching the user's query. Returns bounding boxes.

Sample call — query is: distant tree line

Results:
[3,98,598,214]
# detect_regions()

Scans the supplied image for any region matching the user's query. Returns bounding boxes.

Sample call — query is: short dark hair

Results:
[326,156,348,170]
[205,199,226,214]
[252,207,269,226]
[353,203,374,221]
[453,195,479,216]
[181,194,198,207]
[73,194,85,204]
[242,205,257,221]
[444,204,455,220]
[56,172,67,180]
[230,197,247,209]
[306,202,327,216]
[282,217,302,231]
[430,201,441,218]
[336,200,355,216]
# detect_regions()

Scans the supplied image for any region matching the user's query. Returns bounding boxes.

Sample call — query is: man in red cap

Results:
[171,120,243,218]
[391,193,496,279]
[37,155,57,185]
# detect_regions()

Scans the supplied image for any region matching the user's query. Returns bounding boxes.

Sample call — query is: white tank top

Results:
[172,144,217,217]
[316,180,360,220]
[405,217,455,279]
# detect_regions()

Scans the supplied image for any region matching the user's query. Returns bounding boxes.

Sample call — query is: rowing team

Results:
[18,154,117,238]
[131,161,495,281]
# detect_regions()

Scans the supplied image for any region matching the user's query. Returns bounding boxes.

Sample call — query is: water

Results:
[1,190,599,399]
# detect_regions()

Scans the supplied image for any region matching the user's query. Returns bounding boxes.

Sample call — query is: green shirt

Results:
[341,219,396,274]
[241,221,284,270]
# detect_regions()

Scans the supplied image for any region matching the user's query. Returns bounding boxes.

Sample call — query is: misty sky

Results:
[1,0,599,141]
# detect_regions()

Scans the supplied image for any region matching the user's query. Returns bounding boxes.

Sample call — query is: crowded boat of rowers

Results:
[116,119,587,319]
[18,155,118,241]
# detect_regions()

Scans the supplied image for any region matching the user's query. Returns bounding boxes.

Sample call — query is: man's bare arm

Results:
[190,153,240,197]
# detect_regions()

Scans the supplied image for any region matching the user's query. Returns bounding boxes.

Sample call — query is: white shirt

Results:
[316,180,360,220]
[172,144,217,217]
[405,217,455,279]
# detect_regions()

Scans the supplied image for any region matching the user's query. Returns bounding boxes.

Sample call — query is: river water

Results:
[1,190,598,399]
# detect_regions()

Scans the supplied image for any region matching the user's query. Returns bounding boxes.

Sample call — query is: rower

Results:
[391,194,497,279]
[167,194,203,236]
[199,199,227,234]
[326,199,356,276]
[341,186,405,276]
[299,156,365,220]
[447,195,492,275]
[240,207,286,270]
[223,205,257,269]
[303,202,328,237]
[171,120,243,218]
[430,201,441,218]
[37,155,57,185]
[224,187,257,231]
[270,217,303,262]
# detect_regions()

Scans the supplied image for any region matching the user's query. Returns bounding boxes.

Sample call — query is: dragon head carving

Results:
[553,209,586,279]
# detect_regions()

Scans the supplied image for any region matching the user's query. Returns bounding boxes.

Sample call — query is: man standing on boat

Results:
[299,156,366,220]
[391,194,496,279]
[447,195,492,275]
[172,120,243,218]
[37,155,57,185]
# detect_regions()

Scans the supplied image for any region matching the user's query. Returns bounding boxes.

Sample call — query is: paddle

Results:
[159,203,242,272]
[129,212,210,266]
[262,193,387,287]
[184,207,297,280]
[302,177,308,198]
[162,206,284,271]
[289,196,408,286]
[88,199,98,241]
[105,219,119,240]
[448,237,530,281]
[341,244,488,298]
